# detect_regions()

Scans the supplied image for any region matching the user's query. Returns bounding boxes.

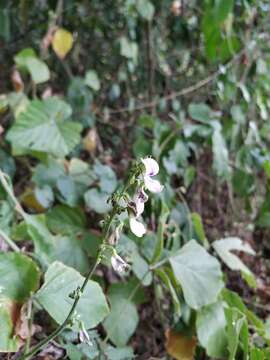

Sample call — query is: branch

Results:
[108,47,247,115]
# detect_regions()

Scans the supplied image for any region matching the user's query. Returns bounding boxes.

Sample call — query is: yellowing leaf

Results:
[83,128,98,154]
[165,329,196,360]
[52,28,73,59]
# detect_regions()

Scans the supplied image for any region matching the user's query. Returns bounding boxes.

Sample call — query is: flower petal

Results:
[111,253,129,273]
[133,188,148,216]
[141,157,159,176]
[135,200,145,217]
[129,217,146,237]
[144,176,164,193]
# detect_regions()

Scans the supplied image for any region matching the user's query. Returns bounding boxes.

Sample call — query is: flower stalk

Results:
[16,157,163,359]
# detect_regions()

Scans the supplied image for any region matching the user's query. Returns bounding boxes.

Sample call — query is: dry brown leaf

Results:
[165,328,197,360]
[11,69,24,92]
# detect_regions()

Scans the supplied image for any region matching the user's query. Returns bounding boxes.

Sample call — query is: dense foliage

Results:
[0,0,270,359]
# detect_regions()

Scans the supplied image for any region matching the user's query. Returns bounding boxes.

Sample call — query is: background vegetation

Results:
[0,0,270,359]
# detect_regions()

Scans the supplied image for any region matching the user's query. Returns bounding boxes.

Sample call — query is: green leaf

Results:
[0,252,40,303]
[214,0,234,23]
[155,268,181,317]
[0,298,20,352]
[6,98,82,157]
[47,205,86,235]
[225,307,249,360]
[94,161,117,194]
[0,149,16,179]
[103,285,139,346]
[84,189,111,214]
[36,262,109,329]
[188,103,212,123]
[250,348,267,360]
[14,48,49,84]
[196,301,228,358]
[151,202,169,263]
[26,57,50,84]
[191,212,209,248]
[120,37,138,62]
[212,122,230,180]
[136,0,155,21]
[169,240,224,309]
[25,214,55,264]
[212,237,255,284]
[85,70,100,91]
[105,345,134,360]
[50,235,89,274]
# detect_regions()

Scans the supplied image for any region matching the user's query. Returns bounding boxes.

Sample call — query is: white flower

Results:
[129,217,146,237]
[133,188,148,217]
[111,252,129,273]
[141,157,164,193]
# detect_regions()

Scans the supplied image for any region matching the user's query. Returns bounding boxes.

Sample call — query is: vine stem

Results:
[20,176,132,360]
[20,257,100,360]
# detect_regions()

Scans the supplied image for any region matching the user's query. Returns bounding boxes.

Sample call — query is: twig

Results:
[108,47,247,115]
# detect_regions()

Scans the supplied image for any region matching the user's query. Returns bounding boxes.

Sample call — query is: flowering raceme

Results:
[129,157,163,237]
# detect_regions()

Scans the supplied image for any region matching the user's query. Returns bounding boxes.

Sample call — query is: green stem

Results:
[0,229,20,252]
[20,174,133,359]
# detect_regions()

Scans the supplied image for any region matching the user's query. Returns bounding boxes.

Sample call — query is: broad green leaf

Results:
[93,161,117,194]
[36,262,109,329]
[0,252,40,302]
[14,48,36,67]
[26,57,50,84]
[84,188,111,214]
[136,0,155,21]
[47,205,86,235]
[25,214,55,264]
[15,48,49,84]
[52,28,73,59]
[169,240,224,309]
[51,235,89,274]
[0,298,20,352]
[105,345,134,360]
[212,237,255,284]
[6,98,82,157]
[103,285,139,346]
[85,70,100,91]
[188,103,211,123]
[151,202,169,263]
[32,159,65,187]
[196,301,228,358]
[120,37,138,62]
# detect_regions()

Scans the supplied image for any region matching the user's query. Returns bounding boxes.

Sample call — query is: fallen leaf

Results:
[52,28,73,59]
[11,69,24,92]
[165,328,196,360]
